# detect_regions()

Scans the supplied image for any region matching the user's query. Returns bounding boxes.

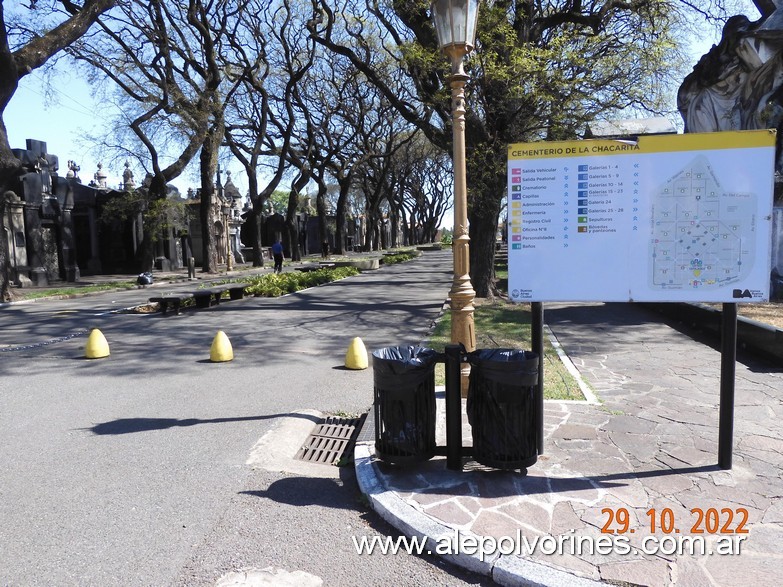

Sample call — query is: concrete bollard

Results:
[84,328,110,359]
[210,330,234,362]
[345,337,368,370]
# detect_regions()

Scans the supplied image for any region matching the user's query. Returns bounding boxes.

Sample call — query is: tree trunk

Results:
[245,171,264,267]
[316,181,328,253]
[134,234,154,272]
[335,195,346,255]
[468,187,502,298]
[285,171,309,262]
[250,208,265,267]
[199,123,222,273]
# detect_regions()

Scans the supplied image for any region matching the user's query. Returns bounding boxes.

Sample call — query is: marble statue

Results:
[678,2,783,179]
[122,160,135,191]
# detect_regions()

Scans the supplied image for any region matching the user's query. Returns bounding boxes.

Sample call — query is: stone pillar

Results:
[3,192,30,286]
[166,226,182,270]
[60,186,79,282]
[86,207,102,274]
[23,202,48,286]
[156,226,175,271]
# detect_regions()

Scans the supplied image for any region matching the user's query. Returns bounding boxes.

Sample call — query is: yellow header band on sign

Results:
[508,129,777,160]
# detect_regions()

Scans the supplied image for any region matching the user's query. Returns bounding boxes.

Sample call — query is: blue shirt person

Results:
[272,240,284,273]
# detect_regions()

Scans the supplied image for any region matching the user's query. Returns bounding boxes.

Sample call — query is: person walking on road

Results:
[272,239,284,274]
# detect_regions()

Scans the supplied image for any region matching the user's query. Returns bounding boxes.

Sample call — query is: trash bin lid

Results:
[372,345,438,367]
[372,346,438,385]
[468,348,538,385]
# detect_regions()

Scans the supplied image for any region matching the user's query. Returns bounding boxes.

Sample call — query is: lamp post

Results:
[431,0,479,393]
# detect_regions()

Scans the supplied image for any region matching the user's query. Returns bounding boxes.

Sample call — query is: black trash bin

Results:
[372,346,438,465]
[467,349,539,471]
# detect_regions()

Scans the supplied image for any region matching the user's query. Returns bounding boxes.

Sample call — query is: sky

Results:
[4,70,204,197]
[3,1,761,228]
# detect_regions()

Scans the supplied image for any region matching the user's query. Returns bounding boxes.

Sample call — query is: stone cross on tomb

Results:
[754,1,781,17]
[754,0,783,38]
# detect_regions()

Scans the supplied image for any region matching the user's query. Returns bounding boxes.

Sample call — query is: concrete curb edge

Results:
[353,441,604,587]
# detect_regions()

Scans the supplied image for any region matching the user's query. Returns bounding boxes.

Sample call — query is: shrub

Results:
[382,252,418,265]
[243,266,359,297]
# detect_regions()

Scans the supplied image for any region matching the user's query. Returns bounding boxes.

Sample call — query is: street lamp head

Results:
[430,0,480,57]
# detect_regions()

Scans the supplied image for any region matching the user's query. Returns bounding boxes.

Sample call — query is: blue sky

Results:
[6,71,112,181]
[5,70,198,195]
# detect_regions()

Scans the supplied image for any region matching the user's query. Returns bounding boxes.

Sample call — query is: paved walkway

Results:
[355,302,783,586]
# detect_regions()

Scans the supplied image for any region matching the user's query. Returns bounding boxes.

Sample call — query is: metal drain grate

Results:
[295,413,367,465]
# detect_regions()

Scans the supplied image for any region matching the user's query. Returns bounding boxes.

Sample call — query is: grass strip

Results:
[425,254,585,401]
[426,300,584,400]
[14,281,137,300]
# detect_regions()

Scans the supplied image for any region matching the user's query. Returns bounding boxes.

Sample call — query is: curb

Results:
[353,441,495,577]
[643,302,783,362]
[353,442,604,587]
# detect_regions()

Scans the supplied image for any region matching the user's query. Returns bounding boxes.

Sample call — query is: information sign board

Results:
[507,131,776,302]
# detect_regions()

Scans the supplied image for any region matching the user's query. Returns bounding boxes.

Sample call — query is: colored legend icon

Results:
[577,164,590,233]
[578,210,588,232]
[509,167,523,248]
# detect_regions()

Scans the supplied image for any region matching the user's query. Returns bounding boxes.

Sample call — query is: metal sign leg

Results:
[719,303,737,470]
[531,302,544,455]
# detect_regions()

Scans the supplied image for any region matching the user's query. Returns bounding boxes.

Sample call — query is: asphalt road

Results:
[0,251,492,586]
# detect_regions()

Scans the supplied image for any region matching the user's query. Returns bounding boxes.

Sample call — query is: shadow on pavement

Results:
[83,412,321,435]
[240,474,356,510]
[384,461,720,499]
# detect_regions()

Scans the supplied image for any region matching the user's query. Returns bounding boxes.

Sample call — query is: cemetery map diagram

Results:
[649,155,756,291]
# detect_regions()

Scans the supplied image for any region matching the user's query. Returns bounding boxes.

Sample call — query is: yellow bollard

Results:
[210,330,234,362]
[84,328,110,359]
[344,337,368,370]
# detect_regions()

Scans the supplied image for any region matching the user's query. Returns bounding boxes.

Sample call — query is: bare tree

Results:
[393,135,453,245]
[68,0,238,271]
[222,0,316,264]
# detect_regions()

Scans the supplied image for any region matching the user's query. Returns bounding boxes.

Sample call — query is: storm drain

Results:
[295,413,367,465]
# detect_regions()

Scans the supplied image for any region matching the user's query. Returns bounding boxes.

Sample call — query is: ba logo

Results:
[732,289,753,299]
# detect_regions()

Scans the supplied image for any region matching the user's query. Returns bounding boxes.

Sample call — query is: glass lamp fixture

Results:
[430,0,479,56]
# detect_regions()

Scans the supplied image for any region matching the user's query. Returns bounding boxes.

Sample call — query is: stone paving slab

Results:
[355,302,783,586]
